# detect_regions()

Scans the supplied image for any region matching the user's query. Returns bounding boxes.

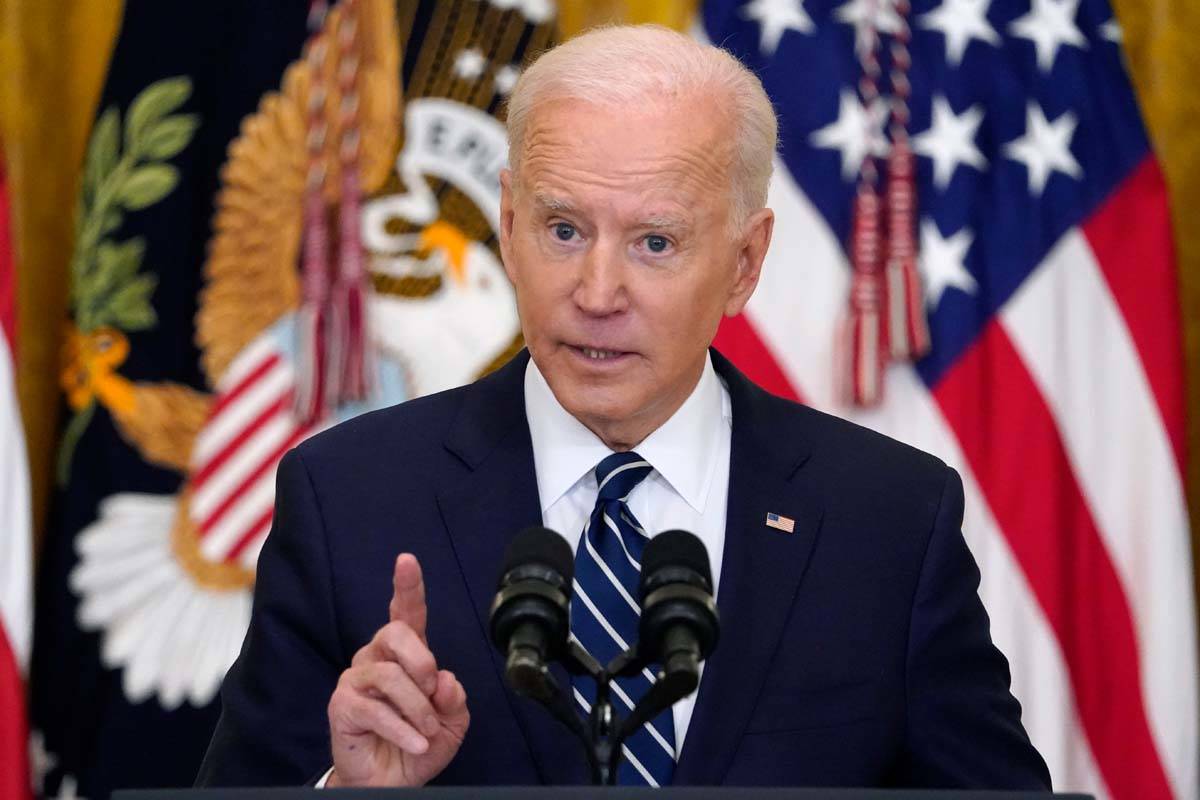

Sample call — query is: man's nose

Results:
[572,240,628,316]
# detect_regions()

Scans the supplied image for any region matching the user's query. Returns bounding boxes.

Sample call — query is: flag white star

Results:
[920,219,977,308]
[834,0,902,56]
[29,731,58,794]
[1100,17,1122,44]
[740,0,814,55]
[453,48,487,81]
[1003,102,1082,195]
[1008,0,1088,72]
[912,96,987,189]
[918,0,1000,66]
[810,89,888,181]
[494,64,522,96]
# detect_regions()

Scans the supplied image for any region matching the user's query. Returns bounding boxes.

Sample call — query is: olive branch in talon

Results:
[57,77,200,484]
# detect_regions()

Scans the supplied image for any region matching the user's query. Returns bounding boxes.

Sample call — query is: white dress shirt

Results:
[524,353,732,755]
[319,354,732,786]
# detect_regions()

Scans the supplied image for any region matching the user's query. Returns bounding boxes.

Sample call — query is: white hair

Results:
[505,25,778,227]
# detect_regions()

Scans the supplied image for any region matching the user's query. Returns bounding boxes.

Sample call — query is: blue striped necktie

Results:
[570,451,677,786]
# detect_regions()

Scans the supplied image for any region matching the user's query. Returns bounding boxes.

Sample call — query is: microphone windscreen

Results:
[640,529,712,590]
[502,526,575,584]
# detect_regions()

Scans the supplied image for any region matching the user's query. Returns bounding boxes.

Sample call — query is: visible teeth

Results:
[583,348,619,360]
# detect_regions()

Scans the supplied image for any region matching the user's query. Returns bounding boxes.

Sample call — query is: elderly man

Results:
[197,25,1050,790]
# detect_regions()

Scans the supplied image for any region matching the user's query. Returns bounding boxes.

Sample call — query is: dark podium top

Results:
[117,789,1089,800]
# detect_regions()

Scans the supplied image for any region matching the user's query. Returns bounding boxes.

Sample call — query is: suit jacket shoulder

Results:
[711,350,955,554]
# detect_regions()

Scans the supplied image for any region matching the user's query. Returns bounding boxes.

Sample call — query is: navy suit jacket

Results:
[197,349,1050,789]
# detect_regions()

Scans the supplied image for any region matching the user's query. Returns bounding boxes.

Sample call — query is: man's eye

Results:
[645,234,670,253]
[553,222,576,241]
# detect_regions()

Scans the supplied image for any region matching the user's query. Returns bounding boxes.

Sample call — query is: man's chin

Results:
[555,385,644,437]
[559,389,637,424]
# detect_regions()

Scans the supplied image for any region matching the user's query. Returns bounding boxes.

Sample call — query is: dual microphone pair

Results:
[488,527,720,784]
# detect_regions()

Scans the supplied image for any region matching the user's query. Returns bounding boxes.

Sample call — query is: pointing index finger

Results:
[389,553,428,643]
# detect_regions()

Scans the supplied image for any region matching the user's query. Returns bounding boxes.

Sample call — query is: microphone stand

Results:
[509,639,700,785]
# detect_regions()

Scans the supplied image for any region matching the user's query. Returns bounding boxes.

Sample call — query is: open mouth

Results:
[568,344,633,363]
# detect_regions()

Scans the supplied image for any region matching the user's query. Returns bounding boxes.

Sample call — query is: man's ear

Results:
[724,207,774,317]
[499,168,517,284]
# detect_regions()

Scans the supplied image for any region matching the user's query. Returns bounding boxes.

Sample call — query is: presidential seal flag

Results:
[701,1,1196,799]
[31,1,553,796]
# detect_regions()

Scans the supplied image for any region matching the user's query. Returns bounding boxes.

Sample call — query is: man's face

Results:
[499,95,772,447]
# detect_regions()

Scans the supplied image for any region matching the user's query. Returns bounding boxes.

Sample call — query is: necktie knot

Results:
[595,451,653,503]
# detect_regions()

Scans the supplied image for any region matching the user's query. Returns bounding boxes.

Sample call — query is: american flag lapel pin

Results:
[765,512,795,534]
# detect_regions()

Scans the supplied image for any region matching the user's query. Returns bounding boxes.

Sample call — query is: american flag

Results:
[701,1,1196,798]
[765,511,796,532]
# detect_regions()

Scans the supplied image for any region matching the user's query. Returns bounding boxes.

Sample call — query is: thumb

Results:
[389,553,428,643]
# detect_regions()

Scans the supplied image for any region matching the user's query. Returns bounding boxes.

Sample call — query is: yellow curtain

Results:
[0,0,124,547]
[4,0,1197,576]
[558,0,695,33]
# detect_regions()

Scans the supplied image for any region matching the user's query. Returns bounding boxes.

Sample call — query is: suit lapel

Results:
[674,351,825,785]
[436,350,589,784]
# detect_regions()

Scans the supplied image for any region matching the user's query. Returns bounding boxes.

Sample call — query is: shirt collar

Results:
[524,353,729,514]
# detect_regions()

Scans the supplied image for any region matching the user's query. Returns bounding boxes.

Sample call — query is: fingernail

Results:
[408,734,429,754]
[423,715,440,736]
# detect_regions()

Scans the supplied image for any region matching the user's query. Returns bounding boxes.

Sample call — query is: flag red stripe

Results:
[0,143,26,800]
[714,314,803,402]
[206,352,282,422]
[191,393,291,490]
[199,423,308,536]
[934,320,1173,800]
[1080,156,1186,472]
[225,505,276,562]
[0,626,30,800]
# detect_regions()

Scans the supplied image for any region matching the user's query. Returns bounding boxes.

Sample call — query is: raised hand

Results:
[326,554,470,787]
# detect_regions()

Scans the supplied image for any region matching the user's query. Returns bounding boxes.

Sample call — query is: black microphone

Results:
[489,526,574,699]
[637,529,720,689]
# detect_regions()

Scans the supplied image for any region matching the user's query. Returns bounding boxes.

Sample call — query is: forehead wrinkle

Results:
[522,151,730,208]
[520,118,735,197]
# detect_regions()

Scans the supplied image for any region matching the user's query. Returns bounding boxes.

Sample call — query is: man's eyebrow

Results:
[532,193,576,214]
[635,214,691,231]
[530,194,690,230]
